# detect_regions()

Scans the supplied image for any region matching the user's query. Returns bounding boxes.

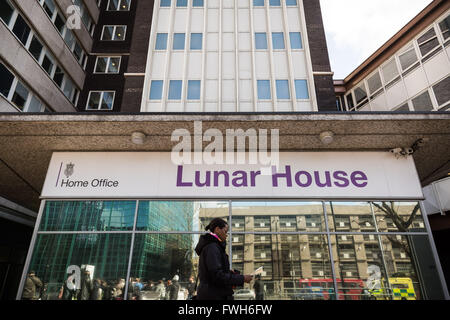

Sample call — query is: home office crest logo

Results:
[64,163,75,178]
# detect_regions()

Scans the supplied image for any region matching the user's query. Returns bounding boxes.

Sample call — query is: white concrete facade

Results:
[141,0,317,113]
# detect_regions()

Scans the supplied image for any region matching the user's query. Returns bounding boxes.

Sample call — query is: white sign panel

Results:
[41,152,423,199]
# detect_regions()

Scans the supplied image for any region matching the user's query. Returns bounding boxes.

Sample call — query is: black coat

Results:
[195,233,244,300]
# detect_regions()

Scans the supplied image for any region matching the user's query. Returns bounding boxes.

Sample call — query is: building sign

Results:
[41,152,423,199]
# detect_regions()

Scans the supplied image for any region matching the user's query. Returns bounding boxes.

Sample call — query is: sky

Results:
[320,0,434,79]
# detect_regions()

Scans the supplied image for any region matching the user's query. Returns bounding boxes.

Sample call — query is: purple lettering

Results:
[272,166,292,187]
[214,171,229,187]
[232,171,248,187]
[314,171,332,187]
[176,166,192,187]
[351,171,368,188]
[294,171,312,187]
[250,171,261,187]
[195,171,210,187]
[333,171,350,187]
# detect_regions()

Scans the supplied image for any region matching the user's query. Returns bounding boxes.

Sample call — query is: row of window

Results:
[344,12,450,111]
[106,0,131,11]
[36,0,89,68]
[154,31,303,50]
[0,1,80,106]
[148,79,309,101]
[159,0,299,7]
[0,62,51,113]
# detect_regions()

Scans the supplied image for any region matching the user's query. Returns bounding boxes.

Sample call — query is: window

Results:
[155,33,168,50]
[86,91,115,110]
[190,33,203,50]
[187,80,201,100]
[381,59,399,84]
[253,0,264,6]
[53,66,64,87]
[272,32,285,49]
[411,91,434,111]
[417,28,440,57]
[160,0,171,7]
[42,53,55,76]
[107,0,131,11]
[257,80,271,100]
[276,80,290,99]
[101,25,126,41]
[42,0,56,19]
[439,15,449,40]
[255,33,267,49]
[95,57,121,73]
[0,63,14,98]
[294,80,309,99]
[398,45,418,71]
[11,81,29,111]
[193,0,204,7]
[354,83,367,106]
[168,80,182,100]
[289,32,302,49]
[432,76,450,107]
[149,80,164,100]
[367,72,382,95]
[286,0,297,5]
[12,14,31,46]
[0,0,14,26]
[176,0,187,6]
[346,93,354,109]
[29,36,44,62]
[269,0,281,6]
[173,33,185,50]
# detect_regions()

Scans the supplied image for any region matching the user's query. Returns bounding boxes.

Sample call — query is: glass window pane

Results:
[257,80,271,99]
[108,57,121,73]
[119,0,131,11]
[411,91,434,111]
[276,80,290,99]
[417,28,439,57]
[255,33,267,49]
[0,63,15,98]
[101,92,115,110]
[253,0,264,6]
[439,15,450,40]
[137,201,228,232]
[155,33,168,50]
[42,54,54,76]
[40,201,136,231]
[346,93,354,109]
[173,33,185,50]
[432,75,450,107]
[381,59,399,84]
[354,84,367,105]
[87,91,101,109]
[168,80,182,100]
[43,0,56,18]
[187,80,201,100]
[269,0,281,6]
[0,0,14,26]
[160,0,171,7]
[102,26,114,40]
[95,57,108,73]
[27,95,43,112]
[286,0,297,5]
[54,13,66,34]
[294,79,309,99]
[272,32,285,49]
[367,72,382,95]
[114,26,126,41]
[289,32,302,49]
[149,80,163,100]
[190,33,203,50]
[22,233,132,300]
[372,202,425,233]
[177,0,187,6]
[239,233,332,300]
[193,0,204,7]
[108,0,120,10]
[399,46,418,71]
[129,233,199,300]
[29,36,44,62]
[12,14,31,45]
[326,202,376,233]
[53,67,64,87]
[11,81,29,111]
[63,78,74,99]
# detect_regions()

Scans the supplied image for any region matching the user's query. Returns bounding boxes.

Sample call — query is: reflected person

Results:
[195,218,253,300]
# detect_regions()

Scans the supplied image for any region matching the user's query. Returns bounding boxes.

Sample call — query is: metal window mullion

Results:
[228,200,233,270]
[16,200,46,300]
[323,201,339,300]
[123,200,140,300]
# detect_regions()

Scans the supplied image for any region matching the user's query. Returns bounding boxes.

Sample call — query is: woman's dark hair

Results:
[205,218,228,232]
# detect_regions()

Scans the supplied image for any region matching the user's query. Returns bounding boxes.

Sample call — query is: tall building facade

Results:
[0,0,449,301]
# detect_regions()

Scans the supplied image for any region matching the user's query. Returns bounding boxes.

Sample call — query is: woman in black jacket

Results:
[195,218,253,300]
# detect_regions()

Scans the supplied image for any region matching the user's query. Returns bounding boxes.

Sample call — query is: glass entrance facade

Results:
[19,200,446,300]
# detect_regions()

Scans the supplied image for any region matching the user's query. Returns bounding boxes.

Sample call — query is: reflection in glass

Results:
[326,202,375,232]
[129,234,199,300]
[24,234,131,300]
[40,201,136,231]
[137,201,228,232]
[235,233,333,300]
[372,202,425,233]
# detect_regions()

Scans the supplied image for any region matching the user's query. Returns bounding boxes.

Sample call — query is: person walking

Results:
[77,270,93,300]
[195,218,253,300]
[169,275,180,300]
[253,275,265,300]
[22,271,43,300]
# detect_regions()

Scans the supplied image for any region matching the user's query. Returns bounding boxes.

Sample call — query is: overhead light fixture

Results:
[131,132,146,145]
[319,131,334,145]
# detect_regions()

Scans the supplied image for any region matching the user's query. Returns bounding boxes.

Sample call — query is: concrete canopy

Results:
[0,112,449,213]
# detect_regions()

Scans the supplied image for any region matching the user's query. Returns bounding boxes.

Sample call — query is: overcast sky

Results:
[320,0,434,79]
